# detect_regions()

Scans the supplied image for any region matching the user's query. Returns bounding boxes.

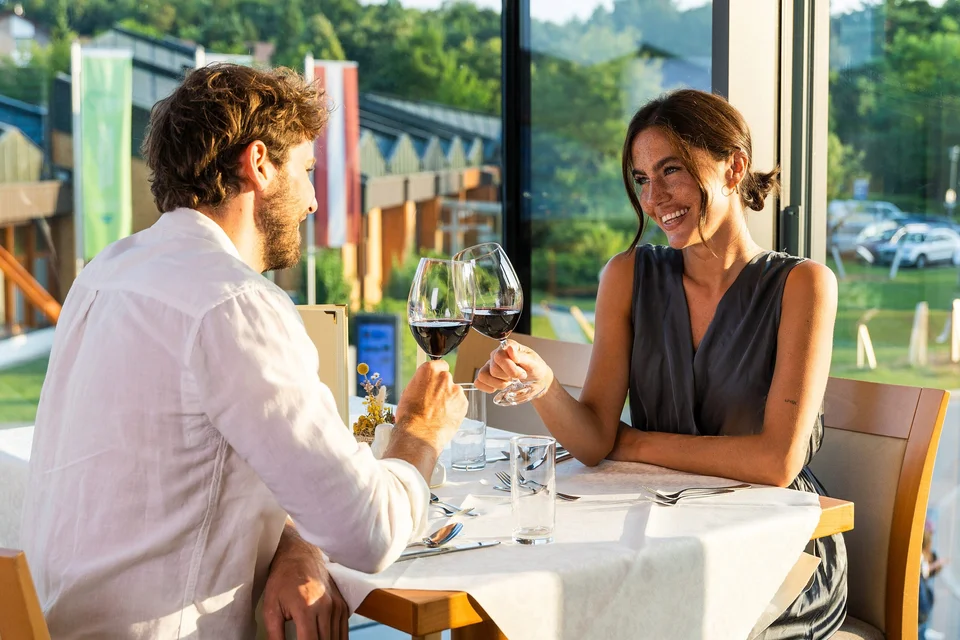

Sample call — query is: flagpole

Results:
[71,40,84,276]
[304,52,317,305]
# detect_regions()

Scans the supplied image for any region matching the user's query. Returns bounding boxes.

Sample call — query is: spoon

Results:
[407,521,463,549]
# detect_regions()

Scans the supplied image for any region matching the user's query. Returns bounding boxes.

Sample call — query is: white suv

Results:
[875,224,960,268]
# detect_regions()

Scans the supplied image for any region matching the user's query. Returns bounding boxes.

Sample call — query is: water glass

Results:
[510,435,556,545]
[450,384,486,471]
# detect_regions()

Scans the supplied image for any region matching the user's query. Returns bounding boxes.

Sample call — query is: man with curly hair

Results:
[20,64,467,640]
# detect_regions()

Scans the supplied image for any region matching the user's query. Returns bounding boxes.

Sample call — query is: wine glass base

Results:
[494,379,546,407]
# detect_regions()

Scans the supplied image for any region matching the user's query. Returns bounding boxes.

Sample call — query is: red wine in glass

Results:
[410,319,472,359]
[471,308,521,341]
[407,258,475,361]
[453,243,545,406]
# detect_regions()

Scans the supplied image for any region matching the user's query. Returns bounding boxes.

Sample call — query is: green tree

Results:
[826,130,868,202]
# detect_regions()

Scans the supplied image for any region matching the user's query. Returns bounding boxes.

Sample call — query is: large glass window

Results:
[826,2,960,634]
[526,0,713,341]
[0,0,502,423]
[827,1,960,389]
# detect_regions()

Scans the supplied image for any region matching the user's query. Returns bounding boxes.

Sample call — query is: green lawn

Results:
[828,258,960,389]
[0,356,48,426]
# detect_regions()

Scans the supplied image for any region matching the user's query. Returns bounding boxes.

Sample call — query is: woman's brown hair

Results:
[143,63,328,213]
[620,89,780,249]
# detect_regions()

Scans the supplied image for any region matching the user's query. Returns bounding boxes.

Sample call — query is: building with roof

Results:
[6,23,502,314]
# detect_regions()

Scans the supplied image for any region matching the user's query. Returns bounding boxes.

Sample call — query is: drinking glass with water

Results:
[510,435,556,544]
[450,384,486,471]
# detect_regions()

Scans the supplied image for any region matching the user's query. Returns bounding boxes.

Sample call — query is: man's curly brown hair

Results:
[142,63,328,213]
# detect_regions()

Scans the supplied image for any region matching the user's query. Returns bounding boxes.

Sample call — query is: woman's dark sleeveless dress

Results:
[628,245,847,639]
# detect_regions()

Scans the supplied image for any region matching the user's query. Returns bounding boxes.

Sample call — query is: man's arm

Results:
[188,288,465,573]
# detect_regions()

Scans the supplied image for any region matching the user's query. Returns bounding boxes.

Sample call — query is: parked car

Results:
[830,215,903,254]
[828,200,905,229]
[874,224,960,268]
[855,226,903,264]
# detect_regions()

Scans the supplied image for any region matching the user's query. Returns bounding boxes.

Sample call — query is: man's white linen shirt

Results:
[20,208,430,639]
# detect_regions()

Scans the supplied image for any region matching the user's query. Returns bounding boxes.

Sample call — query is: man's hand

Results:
[394,359,468,453]
[262,522,349,640]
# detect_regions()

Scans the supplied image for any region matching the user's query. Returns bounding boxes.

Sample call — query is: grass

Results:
[0,356,48,426]
[828,258,960,389]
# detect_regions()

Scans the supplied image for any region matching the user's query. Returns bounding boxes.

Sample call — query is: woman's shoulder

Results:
[601,243,677,283]
[779,257,838,311]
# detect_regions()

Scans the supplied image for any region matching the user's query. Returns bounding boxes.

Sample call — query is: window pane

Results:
[828,1,960,391]
[0,2,502,425]
[528,0,713,341]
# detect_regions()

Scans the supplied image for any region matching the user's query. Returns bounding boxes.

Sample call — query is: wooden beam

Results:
[0,244,61,324]
[24,223,36,327]
[4,226,15,330]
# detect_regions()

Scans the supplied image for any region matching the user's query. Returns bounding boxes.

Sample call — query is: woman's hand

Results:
[474,339,555,394]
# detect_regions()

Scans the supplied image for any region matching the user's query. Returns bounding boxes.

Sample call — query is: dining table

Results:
[332,406,855,640]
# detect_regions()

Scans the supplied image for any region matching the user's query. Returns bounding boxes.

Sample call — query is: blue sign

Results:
[355,314,401,404]
[853,178,869,201]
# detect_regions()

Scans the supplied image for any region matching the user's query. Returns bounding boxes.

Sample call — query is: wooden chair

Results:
[296,304,350,426]
[811,378,949,640]
[0,548,50,640]
[453,331,596,435]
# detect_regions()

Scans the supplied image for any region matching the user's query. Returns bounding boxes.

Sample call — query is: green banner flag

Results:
[79,49,132,261]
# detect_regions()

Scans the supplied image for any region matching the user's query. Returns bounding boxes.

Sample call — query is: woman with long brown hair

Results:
[476,89,847,637]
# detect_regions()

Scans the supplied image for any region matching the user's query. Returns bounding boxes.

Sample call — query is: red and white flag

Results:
[307,59,360,247]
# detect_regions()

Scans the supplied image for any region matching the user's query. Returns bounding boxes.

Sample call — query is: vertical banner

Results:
[311,60,360,249]
[73,46,133,266]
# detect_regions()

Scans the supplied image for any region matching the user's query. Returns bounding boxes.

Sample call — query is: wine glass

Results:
[454,243,544,406]
[407,258,475,360]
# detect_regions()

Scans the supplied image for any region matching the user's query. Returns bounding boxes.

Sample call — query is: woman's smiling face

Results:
[630,127,735,250]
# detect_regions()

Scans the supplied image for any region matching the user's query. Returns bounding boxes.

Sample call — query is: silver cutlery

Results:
[494,471,580,501]
[431,493,477,517]
[640,483,751,501]
[499,448,573,464]
[398,540,501,561]
[405,521,463,550]
[640,486,738,506]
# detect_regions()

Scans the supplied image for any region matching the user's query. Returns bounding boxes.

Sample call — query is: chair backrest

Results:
[454,331,594,435]
[0,548,50,640]
[809,378,948,639]
[296,304,350,426]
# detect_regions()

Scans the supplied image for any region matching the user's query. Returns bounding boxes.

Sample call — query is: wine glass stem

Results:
[500,339,522,386]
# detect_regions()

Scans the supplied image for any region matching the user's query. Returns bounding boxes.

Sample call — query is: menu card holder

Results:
[296,304,349,427]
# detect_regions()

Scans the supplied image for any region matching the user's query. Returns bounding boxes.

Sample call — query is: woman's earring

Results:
[721,184,735,197]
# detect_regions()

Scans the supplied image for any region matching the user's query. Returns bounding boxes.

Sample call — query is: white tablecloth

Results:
[328,428,822,640]
[0,405,823,639]
[0,426,33,547]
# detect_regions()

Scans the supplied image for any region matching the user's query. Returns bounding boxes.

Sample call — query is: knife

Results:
[398,540,501,562]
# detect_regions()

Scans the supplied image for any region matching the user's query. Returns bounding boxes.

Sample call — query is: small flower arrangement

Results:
[353,363,395,443]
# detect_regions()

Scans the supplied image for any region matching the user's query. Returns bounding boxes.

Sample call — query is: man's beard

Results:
[256,175,303,272]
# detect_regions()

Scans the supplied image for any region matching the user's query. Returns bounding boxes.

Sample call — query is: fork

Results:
[639,486,738,506]
[494,471,580,501]
[640,483,751,501]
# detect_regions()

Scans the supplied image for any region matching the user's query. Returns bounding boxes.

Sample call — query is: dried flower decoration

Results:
[353,362,395,442]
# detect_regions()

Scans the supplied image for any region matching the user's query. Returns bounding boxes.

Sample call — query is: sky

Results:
[360,0,947,23]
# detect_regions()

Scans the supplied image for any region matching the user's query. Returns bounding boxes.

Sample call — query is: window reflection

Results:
[528,0,712,341]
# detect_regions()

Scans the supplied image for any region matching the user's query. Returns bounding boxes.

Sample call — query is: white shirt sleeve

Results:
[188,286,429,574]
